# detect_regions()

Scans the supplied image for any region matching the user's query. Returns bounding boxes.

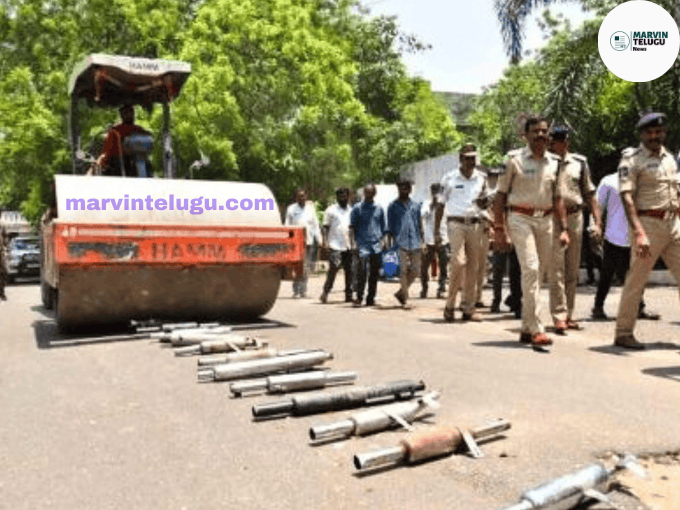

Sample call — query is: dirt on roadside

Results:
[613,452,680,510]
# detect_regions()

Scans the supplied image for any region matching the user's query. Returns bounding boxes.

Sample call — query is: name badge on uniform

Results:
[455,185,464,189]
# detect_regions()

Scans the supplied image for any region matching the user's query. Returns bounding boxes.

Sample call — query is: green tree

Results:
[0,0,461,221]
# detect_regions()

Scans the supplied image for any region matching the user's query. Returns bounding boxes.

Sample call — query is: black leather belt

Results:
[637,209,677,220]
[448,216,481,224]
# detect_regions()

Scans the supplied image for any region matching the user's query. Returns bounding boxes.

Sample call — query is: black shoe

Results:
[420,290,427,299]
[638,309,661,320]
[366,299,375,307]
[394,291,406,306]
[505,296,520,312]
[475,301,486,308]
[514,309,521,319]
[591,307,608,321]
[436,290,445,299]
[345,295,353,303]
[0,291,6,301]
[320,291,328,304]
[490,300,501,313]
[352,298,363,307]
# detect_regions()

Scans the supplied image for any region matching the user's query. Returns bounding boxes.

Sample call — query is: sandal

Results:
[531,333,553,346]
[566,318,581,330]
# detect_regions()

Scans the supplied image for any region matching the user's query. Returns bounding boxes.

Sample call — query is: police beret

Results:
[636,112,667,131]
[549,124,570,139]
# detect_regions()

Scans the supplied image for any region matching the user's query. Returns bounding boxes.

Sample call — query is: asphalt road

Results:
[2,277,680,510]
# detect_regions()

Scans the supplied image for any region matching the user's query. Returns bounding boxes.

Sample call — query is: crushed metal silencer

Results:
[152,326,234,345]
[231,370,357,397]
[173,335,265,356]
[197,350,333,382]
[309,391,439,441]
[134,321,221,334]
[497,453,646,510]
[354,418,511,470]
[252,380,426,418]
[198,348,316,367]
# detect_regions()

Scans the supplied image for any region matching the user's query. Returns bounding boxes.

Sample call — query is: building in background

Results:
[0,211,33,238]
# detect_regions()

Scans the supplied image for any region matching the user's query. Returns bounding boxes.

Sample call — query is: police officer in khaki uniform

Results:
[435,143,488,322]
[0,224,7,301]
[474,206,493,308]
[493,115,570,347]
[548,124,602,333]
[614,112,680,349]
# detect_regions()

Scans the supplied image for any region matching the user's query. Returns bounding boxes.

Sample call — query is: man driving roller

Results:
[96,103,150,176]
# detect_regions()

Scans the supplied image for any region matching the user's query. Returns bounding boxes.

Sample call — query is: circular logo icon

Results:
[598,1,680,82]
[610,31,630,51]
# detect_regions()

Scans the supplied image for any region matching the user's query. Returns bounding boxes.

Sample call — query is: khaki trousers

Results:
[446,220,482,315]
[475,227,491,303]
[399,248,421,301]
[550,211,583,322]
[507,212,554,334]
[616,215,680,337]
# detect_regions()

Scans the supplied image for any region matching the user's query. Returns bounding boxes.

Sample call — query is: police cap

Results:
[549,123,570,140]
[636,112,667,131]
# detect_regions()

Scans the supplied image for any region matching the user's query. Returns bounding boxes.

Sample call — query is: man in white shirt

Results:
[591,169,658,321]
[285,188,321,298]
[420,183,449,299]
[435,143,488,322]
[320,188,354,303]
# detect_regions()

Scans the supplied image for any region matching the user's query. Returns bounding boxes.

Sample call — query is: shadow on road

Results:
[32,320,147,350]
[590,342,680,357]
[32,318,296,350]
[642,366,680,383]
[30,304,54,319]
[471,341,532,350]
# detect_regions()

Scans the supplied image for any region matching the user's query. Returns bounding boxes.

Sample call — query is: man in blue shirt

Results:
[350,184,387,307]
[387,176,423,308]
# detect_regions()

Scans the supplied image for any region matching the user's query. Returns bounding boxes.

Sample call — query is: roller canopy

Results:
[55,175,282,226]
[69,54,191,107]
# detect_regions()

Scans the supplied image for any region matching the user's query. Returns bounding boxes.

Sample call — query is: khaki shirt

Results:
[618,144,679,210]
[556,152,595,208]
[497,147,560,209]
[0,227,6,271]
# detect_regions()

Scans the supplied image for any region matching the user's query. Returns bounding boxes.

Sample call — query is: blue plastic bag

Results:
[381,247,400,279]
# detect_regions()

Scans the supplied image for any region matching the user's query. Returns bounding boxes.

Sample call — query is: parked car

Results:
[6,236,41,282]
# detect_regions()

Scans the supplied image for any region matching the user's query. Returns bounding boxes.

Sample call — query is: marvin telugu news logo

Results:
[598,1,679,82]
[611,30,669,52]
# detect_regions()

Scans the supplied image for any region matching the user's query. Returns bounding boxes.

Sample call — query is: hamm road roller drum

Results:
[43,176,304,329]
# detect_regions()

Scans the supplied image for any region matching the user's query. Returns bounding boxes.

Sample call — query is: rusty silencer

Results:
[354,418,511,470]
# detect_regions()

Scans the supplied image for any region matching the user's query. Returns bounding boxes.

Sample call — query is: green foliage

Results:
[468,61,546,166]
[0,0,459,222]
[477,3,680,181]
